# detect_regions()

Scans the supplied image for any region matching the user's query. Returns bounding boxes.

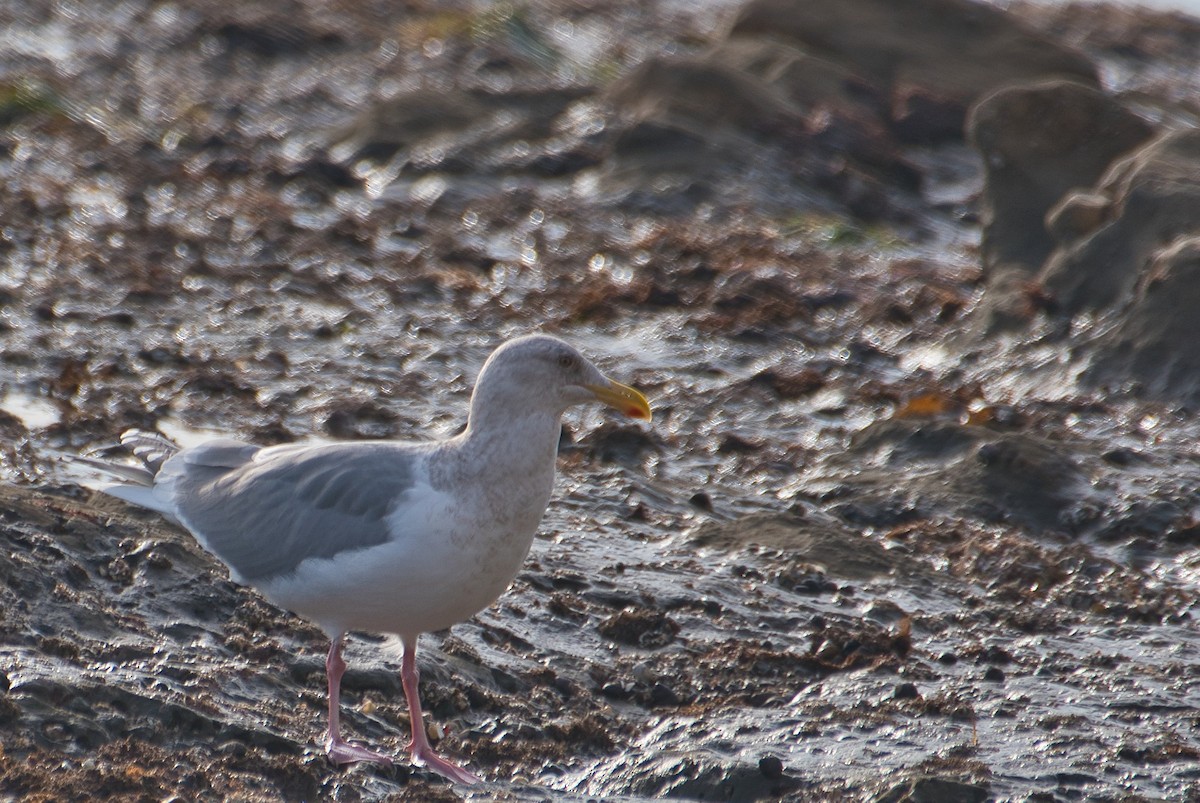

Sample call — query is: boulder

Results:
[709,38,908,179]
[329,88,492,161]
[728,0,1098,142]
[824,419,1097,534]
[968,80,1154,278]
[1083,236,1200,402]
[604,56,802,138]
[599,52,919,216]
[1041,129,1200,315]
[965,80,1154,333]
[599,55,803,185]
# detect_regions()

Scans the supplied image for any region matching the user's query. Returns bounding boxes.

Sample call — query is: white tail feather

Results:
[97,482,177,519]
[64,429,184,518]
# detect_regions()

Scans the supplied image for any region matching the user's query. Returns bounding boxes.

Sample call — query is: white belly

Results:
[258,486,547,638]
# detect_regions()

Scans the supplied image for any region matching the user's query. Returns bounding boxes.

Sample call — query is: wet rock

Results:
[1046,190,1112,243]
[717,433,763,454]
[772,564,838,596]
[691,512,897,580]
[1094,499,1186,542]
[1082,236,1200,403]
[321,399,398,440]
[809,617,912,670]
[1165,521,1200,546]
[597,608,679,649]
[757,754,784,780]
[841,420,1096,534]
[1101,447,1148,467]
[211,21,345,58]
[728,0,1097,143]
[597,56,802,207]
[584,422,660,466]
[713,38,888,132]
[875,776,989,803]
[966,80,1153,332]
[613,751,803,802]
[329,88,492,162]
[647,682,680,707]
[599,52,913,218]
[747,367,826,399]
[605,57,801,143]
[1042,129,1200,316]
[863,599,909,626]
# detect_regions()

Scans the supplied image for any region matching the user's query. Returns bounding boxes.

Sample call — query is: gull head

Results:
[472,334,651,422]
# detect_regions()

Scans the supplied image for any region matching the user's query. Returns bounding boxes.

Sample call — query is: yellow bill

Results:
[586,379,652,422]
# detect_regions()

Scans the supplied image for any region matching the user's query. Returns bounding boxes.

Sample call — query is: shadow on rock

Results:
[817,419,1098,535]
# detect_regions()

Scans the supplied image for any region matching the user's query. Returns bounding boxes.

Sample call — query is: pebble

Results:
[649,683,680,706]
[758,754,785,780]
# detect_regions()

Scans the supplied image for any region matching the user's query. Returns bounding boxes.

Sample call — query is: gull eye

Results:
[558,354,576,369]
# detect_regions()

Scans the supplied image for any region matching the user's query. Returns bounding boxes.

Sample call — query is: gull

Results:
[74,334,651,784]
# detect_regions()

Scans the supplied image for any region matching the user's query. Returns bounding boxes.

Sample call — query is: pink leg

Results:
[400,636,481,785]
[324,634,394,766]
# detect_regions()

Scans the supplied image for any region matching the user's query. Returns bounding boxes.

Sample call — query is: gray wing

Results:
[164,441,421,583]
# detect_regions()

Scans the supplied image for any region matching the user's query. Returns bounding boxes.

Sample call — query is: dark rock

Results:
[584,422,660,466]
[330,88,491,162]
[983,666,1006,682]
[718,433,764,454]
[1046,190,1111,243]
[599,52,914,218]
[893,682,921,700]
[648,682,681,707]
[851,419,979,464]
[758,755,784,780]
[1101,447,1147,467]
[597,608,680,649]
[606,56,801,140]
[748,367,826,399]
[1165,521,1200,546]
[1082,235,1200,403]
[690,513,897,580]
[321,399,398,440]
[1094,499,1185,541]
[616,751,803,801]
[211,21,345,58]
[689,491,714,512]
[729,0,1097,143]
[966,80,1153,332]
[711,38,917,183]
[597,56,801,206]
[713,37,887,125]
[875,776,990,803]
[842,420,1096,534]
[1042,129,1200,316]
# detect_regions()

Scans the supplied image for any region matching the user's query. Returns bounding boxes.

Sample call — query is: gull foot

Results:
[411,744,482,785]
[325,737,395,767]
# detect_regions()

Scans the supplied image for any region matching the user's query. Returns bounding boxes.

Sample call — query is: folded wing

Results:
[162,441,423,583]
